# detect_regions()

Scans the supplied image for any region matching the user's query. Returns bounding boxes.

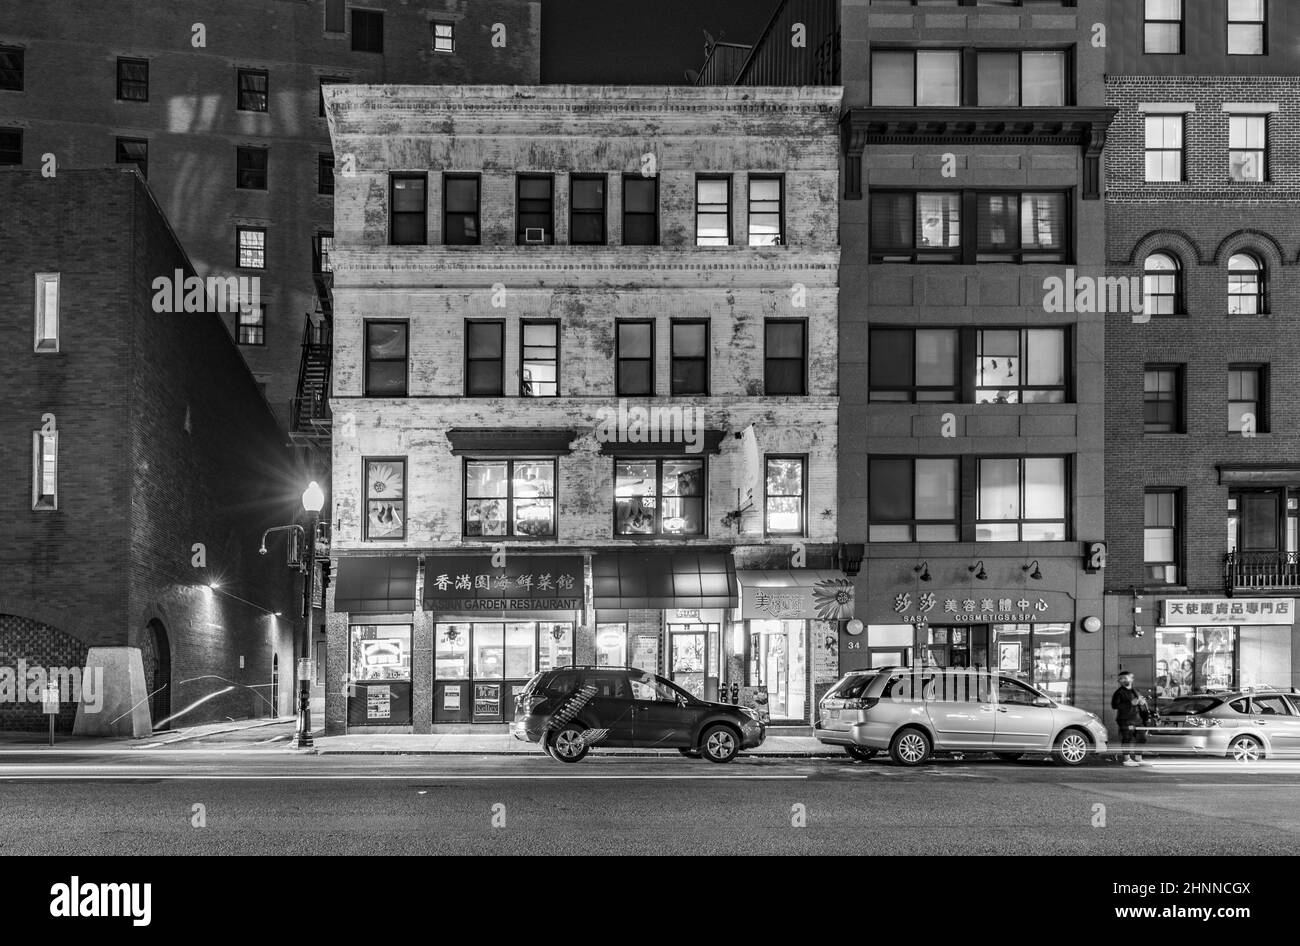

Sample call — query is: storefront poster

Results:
[813,620,839,684]
[444,685,461,711]
[474,683,501,716]
[1161,598,1294,626]
[998,642,1022,672]
[366,685,391,720]
[631,634,659,674]
[360,639,404,668]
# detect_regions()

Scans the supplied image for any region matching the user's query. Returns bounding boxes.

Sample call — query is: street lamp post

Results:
[297,481,326,749]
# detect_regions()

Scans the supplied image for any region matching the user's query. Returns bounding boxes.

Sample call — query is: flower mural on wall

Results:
[366,460,405,540]
[812,578,855,621]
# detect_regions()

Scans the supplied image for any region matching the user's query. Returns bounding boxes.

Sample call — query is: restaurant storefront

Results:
[333,556,420,729]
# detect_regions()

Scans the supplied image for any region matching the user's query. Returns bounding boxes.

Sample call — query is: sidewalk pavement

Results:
[0,716,292,752]
[309,733,838,756]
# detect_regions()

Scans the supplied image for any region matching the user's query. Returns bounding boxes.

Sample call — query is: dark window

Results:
[976,457,1068,542]
[765,457,806,536]
[976,193,1067,262]
[570,175,606,245]
[365,321,408,396]
[314,232,334,273]
[1228,0,1266,55]
[433,21,455,53]
[616,321,654,396]
[868,457,960,542]
[871,191,961,262]
[1145,0,1183,53]
[1229,365,1266,433]
[623,176,658,245]
[390,173,427,245]
[765,320,806,396]
[516,175,554,244]
[748,175,783,246]
[1229,115,1267,182]
[238,303,265,346]
[1228,253,1265,314]
[237,69,268,112]
[443,174,480,245]
[975,329,1067,404]
[319,76,347,117]
[116,58,148,102]
[696,176,731,246]
[466,321,505,396]
[352,9,384,52]
[1143,253,1181,316]
[237,147,268,190]
[237,227,266,268]
[1145,115,1184,182]
[1144,366,1183,434]
[615,459,705,536]
[671,321,709,396]
[0,127,23,165]
[364,458,406,540]
[868,328,959,402]
[115,137,148,179]
[521,321,559,397]
[318,153,334,195]
[1144,490,1180,584]
[871,49,961,106]
[325,0,346,33]
[465,460,556,538]
[873,190,1068,263]
[0,46,23,91]
[975,50,1068,107]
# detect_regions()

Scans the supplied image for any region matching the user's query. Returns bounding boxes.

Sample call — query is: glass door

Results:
[472,623,505,722]
[669,623,715,700]
[748,619,807,721]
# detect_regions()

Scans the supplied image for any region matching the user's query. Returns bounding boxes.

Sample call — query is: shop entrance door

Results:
[668,623,719,701]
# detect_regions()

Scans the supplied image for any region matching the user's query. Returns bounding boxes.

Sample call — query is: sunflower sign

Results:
[740,576,855,621]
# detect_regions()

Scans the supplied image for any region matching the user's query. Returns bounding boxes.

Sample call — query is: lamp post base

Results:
[294,681,314,748]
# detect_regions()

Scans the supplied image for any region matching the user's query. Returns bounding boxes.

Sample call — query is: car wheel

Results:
[547,724,589,763]
[845,745,878,762]
[1229,735,1263,763]
[1051,729,1091,767]
[889,727,931,766]
[700,724,740,763]
[677,748,701,758]
[994,752,1024,762]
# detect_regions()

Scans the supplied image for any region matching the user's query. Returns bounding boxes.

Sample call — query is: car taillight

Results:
[1186,716,1220,728]
[841,697,879,710]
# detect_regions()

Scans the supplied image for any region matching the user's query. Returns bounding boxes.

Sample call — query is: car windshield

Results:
[829,673,877,700]
[1162,696,1222,715]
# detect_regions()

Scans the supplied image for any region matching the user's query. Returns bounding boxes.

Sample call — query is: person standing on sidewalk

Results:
[1111,670,1149,766]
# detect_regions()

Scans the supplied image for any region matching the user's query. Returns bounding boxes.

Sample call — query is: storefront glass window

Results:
[435,623,470,680]
[749,619,806,720]
[1196,627,1235,691]
[1240,626,1292,690]
[1156,628,1195,698]
[350,625,412,681]
[474,623,505,679]
[539,623,573,671]
[991,623,1072,703]
[596,624,628,667]
[505,622,536,678]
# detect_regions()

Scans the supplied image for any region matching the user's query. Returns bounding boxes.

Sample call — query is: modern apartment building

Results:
[322,84,843,733]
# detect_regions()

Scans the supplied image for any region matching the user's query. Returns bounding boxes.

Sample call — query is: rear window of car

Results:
[540,670,581,697]
[830,673,877,700]
[1163,697,1222,715]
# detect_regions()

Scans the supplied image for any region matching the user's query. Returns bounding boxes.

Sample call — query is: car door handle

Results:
[1255,720,1267,726]
[979,705,995,712]
[997,707,1008,713]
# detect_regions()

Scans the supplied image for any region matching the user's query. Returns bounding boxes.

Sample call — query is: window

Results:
[1228,0,1266,55]
[433,21,455,52]
[32,429,57,510]
[570,175,606,245]
[748,176,783,246]
[630,673,679,703]
[870,192,961,262]
[1144,0,1183,54]
[976,50,1068,107]
[314,232,334,273]
[34,273,59,353]
[0,127,22,164]
[975,329,1067,404]
[521,321,559,397]
[237,69,268,112]
[1228,366,1265,433]
[1143,253,1181,316]
[1229,115,1266,182]
[443,174,480,245]
[871,50,961,106]
[976,457,1067,541]
[976,193,1067,263]
[616,321,654,396]
[317,154,334,195]
[671,321,709,396]
[615,459,705,536]
[325,0,345,32]
[319,77,347,117]
[623,176,658,245]
[465,321,505,396]
[1228,253,1265,314]
[1144,490,1180,584]
[1144,366,1183,434]
[236,147,268,190]
[516,175,554,244]
[765,320,806,396]
[238,304,265,346]
[364,459,406,540]
[0,45,22,91]
[390,174,427,245]
[237,227,266,268]
[352,9,384,52]
[365,321,408,396]
[869,328,958,402]
[116,58,148,102]
[1157,629,1237,696]
[695,176,731,246]
[765,457,806,536]
[115,137,148,179]
[1145,115,1184,182]
[465,460,556,537]
[868,458,959,542]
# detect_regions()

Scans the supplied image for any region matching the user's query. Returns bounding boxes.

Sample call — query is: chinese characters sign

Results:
[741,578,855,621]
[892,592,1051,625]
[1161,598,1294,626]
[423,555,583,611]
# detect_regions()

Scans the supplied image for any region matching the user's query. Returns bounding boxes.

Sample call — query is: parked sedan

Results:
[1144,689,1300,761]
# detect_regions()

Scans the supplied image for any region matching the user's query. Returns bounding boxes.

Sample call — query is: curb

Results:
[135,717,295,748]
[309,749,842,758]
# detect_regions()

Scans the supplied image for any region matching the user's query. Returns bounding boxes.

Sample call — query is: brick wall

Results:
[0,614,89,732]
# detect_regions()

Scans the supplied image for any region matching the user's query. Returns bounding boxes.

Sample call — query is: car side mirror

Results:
[1033,696,1051,707]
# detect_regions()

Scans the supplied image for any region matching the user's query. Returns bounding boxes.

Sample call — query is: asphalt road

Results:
[1,750,1297,855]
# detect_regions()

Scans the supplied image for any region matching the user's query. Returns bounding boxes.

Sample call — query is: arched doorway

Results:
[140,619,172,731]
[271,653,279,718]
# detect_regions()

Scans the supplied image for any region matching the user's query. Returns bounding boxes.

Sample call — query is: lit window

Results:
[615,459,705,537]
[976,457,1067,542]
[1144,0,1183,54]
[695,177,731,246]
[32,429,57,510]
[238,304,265,346]
[765,457,805,536]
[364,459,406,540]
[1143,253,1180,316]
[1229,115,1266,182]
[1144,115,1184,182]
[748,176,783,246]
[1228,0,1266,55]
[1228,254,1264,314]
[465,460,556,537]
[237,227,266,269]
[433,22,455,53]
[34,273,59,352]
[1144,491,1179,584]
[1228,366,1265,432]
[521,321,559,397]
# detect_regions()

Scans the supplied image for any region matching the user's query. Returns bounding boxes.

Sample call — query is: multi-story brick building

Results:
[1104,0,1300,700]
[0,167,298,733]
[322,84,844,733]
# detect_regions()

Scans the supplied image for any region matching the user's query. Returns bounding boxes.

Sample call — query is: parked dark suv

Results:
[512,666,766,763]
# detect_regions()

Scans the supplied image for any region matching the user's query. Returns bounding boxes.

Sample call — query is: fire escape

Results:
[290,237,333,447]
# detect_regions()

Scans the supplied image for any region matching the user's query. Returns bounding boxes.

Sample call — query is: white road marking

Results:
[0,773,806,781]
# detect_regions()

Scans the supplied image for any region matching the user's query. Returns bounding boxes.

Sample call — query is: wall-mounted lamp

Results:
[968,561,988,581]
[1022,560,1043,581]
[913,561,931,582]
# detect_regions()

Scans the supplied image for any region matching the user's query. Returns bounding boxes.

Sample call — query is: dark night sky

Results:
[540,0,778,85]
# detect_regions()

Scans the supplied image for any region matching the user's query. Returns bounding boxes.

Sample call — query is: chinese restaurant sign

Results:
[741,579,855,621]
[893,592,1053,625]
[424,555,583,611]
[1161,598,1294,626]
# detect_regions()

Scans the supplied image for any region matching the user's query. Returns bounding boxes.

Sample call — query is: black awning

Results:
[593,549,738,610]
[447,428,577,457]
[598,430,726,457]
[1219,465,1300,486]
[333,557,419,613]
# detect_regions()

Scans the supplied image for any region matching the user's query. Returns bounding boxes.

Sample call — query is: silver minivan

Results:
[816,667,1108,766]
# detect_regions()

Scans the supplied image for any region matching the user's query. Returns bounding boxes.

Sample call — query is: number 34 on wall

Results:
[844,641,862,651]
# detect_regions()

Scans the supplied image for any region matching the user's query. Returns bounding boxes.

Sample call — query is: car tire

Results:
[845,745,878,762]
[1051,729,1091,767]
[994,752,1024,762]
[1229,735,1263,763]
[888,727,931,766]
[547,724,589,763]
[678,748,701,758]
[700,724,740,763]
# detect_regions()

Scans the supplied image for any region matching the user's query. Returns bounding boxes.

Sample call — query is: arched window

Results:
[1143,253,1180,317]
[1228,253,1265,315]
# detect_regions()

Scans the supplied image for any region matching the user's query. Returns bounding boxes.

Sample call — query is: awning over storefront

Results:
[333,557,419,614]
[1218,464,1300,486]
[736,569,855,621]
[446,428,576,457]
[593,550,738,610]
